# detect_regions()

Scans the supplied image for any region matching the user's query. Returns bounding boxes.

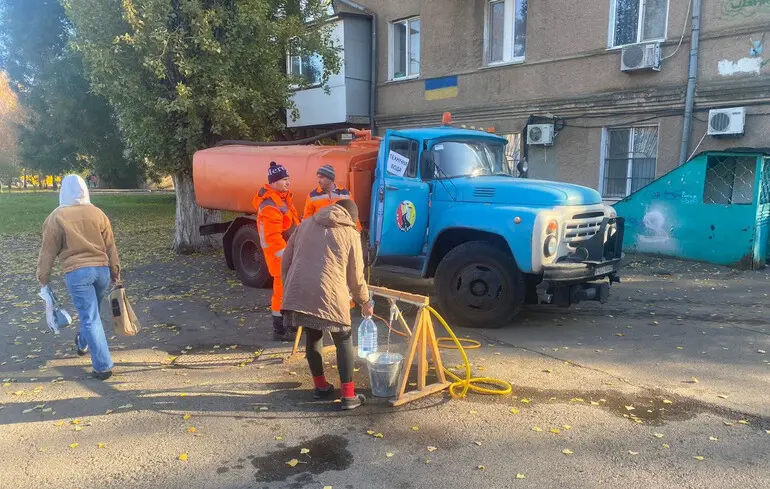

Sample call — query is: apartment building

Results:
[289,0,770,201]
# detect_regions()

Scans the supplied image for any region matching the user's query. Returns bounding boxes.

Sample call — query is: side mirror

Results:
[421,151,436,180]
[516,158,529,179]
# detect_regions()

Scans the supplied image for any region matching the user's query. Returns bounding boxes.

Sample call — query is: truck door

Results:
[371,134,430,269]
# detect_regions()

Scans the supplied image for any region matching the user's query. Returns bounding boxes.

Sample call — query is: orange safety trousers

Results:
[253,185,300,315]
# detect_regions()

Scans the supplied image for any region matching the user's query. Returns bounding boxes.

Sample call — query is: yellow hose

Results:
[426,306,512,399]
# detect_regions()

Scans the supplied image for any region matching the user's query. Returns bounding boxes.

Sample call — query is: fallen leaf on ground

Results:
[563,425,572,430]
[516,473,526,479]
[562,449,574,455]
[104,410,113,415]
[532,426,542,432]
[179,393,188,397]
[323,486,332,489]
[628,451,639,455]
[691,377,699,383]
[551,428,561,434]
[510,408,519,414]
[624,405,635,411]
[187,427,196,433]
[386,452,394,458]
[477,465,485,471]
[300,448,310,455]
[724,422,735,426]
[411,426,419,431]
[427,446,437,452]
[374,433,383,438]
[663,444,670,448]
[474,441,482,446]
[694,456,705,461]
[709,436,718,441]
[275,436,283,440]
[54,421,64,427]
[69,443,79,449]
[570,398,584,403]
[286,458,298,467]
[469,410,478,415]
[71,419,81,425]
[662,399,672,404]
[717,394,729,399]
[653,433,665,438]
[738,420,750,425]
[183,414,191,420]
[520,398,531,404]
[367,430,375,435]
[97,443,106,449]
[178,453,188,462]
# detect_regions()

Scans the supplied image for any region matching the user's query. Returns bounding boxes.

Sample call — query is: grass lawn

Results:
[0,191,177,236]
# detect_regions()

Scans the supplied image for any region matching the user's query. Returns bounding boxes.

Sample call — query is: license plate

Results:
[594,265,614,276]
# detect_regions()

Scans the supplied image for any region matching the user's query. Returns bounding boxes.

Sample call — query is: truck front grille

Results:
[564,211,604,243]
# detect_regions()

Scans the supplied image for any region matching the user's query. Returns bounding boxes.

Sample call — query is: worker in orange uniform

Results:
[253,161,300,341]
[304,164,362,231]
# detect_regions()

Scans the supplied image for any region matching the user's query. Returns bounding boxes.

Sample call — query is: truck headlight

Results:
[544,235,558,257]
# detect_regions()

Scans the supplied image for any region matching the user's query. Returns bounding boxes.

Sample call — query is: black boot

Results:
[272,315,292,342]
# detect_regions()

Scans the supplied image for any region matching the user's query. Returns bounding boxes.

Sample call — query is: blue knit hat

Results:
[268,161,289,184]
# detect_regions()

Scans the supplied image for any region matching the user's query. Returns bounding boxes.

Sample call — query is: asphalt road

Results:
[1,252,768,489]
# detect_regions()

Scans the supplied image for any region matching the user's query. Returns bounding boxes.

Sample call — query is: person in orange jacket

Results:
[303,164,362,231]
[253,161,300,341]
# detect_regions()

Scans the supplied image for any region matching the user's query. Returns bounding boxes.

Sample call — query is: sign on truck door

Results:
[372,133,430,270]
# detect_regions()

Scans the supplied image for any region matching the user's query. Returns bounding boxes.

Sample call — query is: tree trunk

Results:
[172,171,222,254]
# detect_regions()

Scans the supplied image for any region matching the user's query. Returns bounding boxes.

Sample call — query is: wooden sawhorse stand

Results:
[368,286,450,407]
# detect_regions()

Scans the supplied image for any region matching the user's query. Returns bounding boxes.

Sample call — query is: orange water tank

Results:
[193,138,381,227]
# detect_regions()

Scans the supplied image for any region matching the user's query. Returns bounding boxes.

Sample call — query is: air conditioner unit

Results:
[620,42,661,72]
[708,107,746,136]
[527,124,555,145]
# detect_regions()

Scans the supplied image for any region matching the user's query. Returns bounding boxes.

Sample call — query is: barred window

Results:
[703,155,756,205]
[602,126,658,199]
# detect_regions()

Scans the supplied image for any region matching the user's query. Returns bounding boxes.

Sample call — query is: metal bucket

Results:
[366,352,404,398]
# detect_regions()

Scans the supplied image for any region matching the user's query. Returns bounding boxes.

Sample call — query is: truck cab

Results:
[369,123,624,328]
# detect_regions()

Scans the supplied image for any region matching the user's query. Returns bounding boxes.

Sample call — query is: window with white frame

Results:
[390,17,420,80]
[609,0,668,48]
[288,41,324,86]
[485,0,528,65]
[602,126,658,198]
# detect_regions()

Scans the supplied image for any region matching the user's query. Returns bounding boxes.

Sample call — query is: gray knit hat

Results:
[317,164,335,181]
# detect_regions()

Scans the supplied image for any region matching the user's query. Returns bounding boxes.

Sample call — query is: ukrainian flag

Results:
[425,76,458,101]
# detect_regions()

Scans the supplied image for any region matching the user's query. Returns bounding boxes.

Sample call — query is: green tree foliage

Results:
[0,0,139,188]
[64,0,341,252]
[0,72,22,189]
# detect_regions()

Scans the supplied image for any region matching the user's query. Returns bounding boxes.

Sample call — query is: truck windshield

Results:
[430,140,510,178]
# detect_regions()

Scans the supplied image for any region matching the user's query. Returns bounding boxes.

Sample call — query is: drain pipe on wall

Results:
[678,0,702,166]
[335,0,378,133]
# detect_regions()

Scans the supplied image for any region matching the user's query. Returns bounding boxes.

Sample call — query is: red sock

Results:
[341,382,355,398]
[313,375,329,389]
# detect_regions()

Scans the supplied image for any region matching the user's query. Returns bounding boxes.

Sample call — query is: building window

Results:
[390,17,420,80]
[287,41,324,86]
[602,126,658,199]
[500,133,523,176]
[703,155,756,205]
[609,0,668,48]
[485,0,528,65]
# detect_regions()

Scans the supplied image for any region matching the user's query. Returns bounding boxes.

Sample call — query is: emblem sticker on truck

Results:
[396,201,417,232]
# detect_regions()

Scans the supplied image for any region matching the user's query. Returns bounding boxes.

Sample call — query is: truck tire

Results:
[434,241,525,328]
[231,225,271,288]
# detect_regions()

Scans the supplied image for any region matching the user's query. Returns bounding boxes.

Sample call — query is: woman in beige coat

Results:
[281,199,373,410]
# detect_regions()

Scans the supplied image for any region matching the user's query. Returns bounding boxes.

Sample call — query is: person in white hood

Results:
[37,175,121,380]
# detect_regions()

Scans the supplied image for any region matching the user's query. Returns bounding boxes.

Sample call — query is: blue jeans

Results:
[65,266,113,373]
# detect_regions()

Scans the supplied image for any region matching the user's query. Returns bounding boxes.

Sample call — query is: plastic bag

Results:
[38,285,72,335]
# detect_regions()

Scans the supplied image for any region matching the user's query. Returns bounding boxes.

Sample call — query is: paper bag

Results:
[108,284,141,336]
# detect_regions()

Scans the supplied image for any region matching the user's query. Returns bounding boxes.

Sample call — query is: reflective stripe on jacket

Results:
[252,185,300,276]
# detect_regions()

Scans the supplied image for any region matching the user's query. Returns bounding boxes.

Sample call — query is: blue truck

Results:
[193,115,625,328]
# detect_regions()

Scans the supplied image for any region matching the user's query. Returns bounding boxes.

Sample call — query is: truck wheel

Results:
[231,225,271,288]
[434,241,525,328]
